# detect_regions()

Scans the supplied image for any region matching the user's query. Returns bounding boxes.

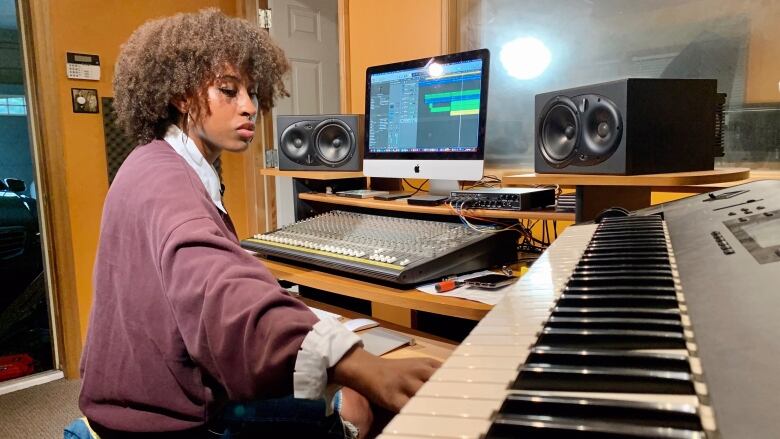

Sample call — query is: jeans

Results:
[66,395,351,439]
[209,395,350,439]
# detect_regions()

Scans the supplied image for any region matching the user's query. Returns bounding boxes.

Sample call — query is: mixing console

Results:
[241,210,517,285]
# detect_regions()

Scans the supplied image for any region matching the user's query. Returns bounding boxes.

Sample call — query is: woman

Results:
[79,8,439,438]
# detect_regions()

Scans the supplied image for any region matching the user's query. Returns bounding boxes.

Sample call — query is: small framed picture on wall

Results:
[71,88,99,113]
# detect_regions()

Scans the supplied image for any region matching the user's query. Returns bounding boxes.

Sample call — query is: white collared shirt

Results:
[164,125,226,213]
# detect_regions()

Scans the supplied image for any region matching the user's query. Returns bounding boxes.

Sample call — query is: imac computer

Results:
[363,49,490,195]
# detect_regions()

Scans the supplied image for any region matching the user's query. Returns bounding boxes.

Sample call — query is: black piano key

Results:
[486,415,704,438]
[578,256,672,266]
[567,276,675,288]
[536,328,687,350]
[573,268,673,277]
[581,253,670,262]
[575,265,672,274]
[552,307,681,321]
[589,230,665,237]
[545,317,683,332]
[512,364,696,394]
[588,242,666,249]
[592,230,666,239]
[526,347,691,372]
[497,394,703,431]
[599,216,663,223]
[556,295,679,309]
[585,245,668,254]
[564,286,677,297]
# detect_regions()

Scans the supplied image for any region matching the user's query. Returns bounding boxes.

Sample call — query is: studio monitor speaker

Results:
[277,114,363,171]
[534,78,725,175]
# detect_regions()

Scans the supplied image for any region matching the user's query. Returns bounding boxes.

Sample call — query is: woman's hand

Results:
[332,346,441,412]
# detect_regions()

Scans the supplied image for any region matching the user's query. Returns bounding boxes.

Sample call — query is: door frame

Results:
[239,0,277,233]
[16,0,82,378]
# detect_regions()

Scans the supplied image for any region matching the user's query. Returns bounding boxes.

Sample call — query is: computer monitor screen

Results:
[363,49,490,190]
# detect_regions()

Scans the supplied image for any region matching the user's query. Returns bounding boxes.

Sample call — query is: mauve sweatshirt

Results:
[79,140,324,431]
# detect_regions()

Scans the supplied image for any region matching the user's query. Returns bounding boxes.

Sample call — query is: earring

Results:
[181,113,189,145]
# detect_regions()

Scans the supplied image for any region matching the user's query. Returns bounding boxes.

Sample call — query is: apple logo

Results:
[414,164,420,173]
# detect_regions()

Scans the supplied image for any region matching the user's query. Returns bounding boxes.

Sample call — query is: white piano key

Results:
[383,414,492,439]
[377,435,447,439]
[431,367,517,384]
[441,355,522,370]
[401,396,502,419]
[452,341,536,358]
[462,334,540,345]
[416,381,508,400]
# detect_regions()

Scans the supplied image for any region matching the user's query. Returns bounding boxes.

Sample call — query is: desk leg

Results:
[575,185,652,223]
[371,303,413,328]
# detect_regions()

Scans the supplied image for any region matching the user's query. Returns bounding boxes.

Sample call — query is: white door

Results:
[269,0,340,226]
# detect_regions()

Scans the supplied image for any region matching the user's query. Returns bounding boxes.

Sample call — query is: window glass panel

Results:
[458,0,780,170]
[8,105,26,115]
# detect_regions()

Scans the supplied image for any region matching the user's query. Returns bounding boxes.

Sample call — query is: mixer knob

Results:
[399,259,410,266]
[387,256,397,263]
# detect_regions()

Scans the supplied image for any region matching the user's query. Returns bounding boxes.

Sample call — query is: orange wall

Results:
[346,0,443,113]
[47,0,246,339]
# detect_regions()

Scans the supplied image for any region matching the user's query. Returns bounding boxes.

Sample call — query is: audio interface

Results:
[449,187,555,211]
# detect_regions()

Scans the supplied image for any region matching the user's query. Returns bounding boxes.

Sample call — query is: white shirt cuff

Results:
[293,318,362,413]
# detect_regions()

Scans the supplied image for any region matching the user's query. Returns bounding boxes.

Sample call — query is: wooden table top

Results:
[504,167,750,186]
[262,258,492,321]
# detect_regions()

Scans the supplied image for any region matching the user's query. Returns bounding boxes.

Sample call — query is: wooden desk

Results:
[300,298,456,362]
[257,168,559,327]
[504,168,750,222]
[263,258,491,322]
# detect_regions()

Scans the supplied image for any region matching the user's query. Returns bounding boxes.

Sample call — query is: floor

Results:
[0,378,82,439]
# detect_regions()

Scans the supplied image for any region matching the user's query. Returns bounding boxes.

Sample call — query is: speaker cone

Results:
[314,119,354,166]
[538,96,579,166]
[580,94,622,159]
[279,122,314,164]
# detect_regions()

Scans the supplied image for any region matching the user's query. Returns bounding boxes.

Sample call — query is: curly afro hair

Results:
[113,8,289,144]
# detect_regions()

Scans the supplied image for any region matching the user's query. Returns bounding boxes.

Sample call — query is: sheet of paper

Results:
[417,270,510,306]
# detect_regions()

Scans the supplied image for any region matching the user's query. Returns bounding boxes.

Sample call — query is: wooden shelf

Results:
[262,258,491,321]
[503,168,750,187]
[260,168,365,179]
[298,192,574,221]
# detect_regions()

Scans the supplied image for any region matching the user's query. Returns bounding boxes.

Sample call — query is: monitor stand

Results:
[407,180,459,206]
[428,179,460,196]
